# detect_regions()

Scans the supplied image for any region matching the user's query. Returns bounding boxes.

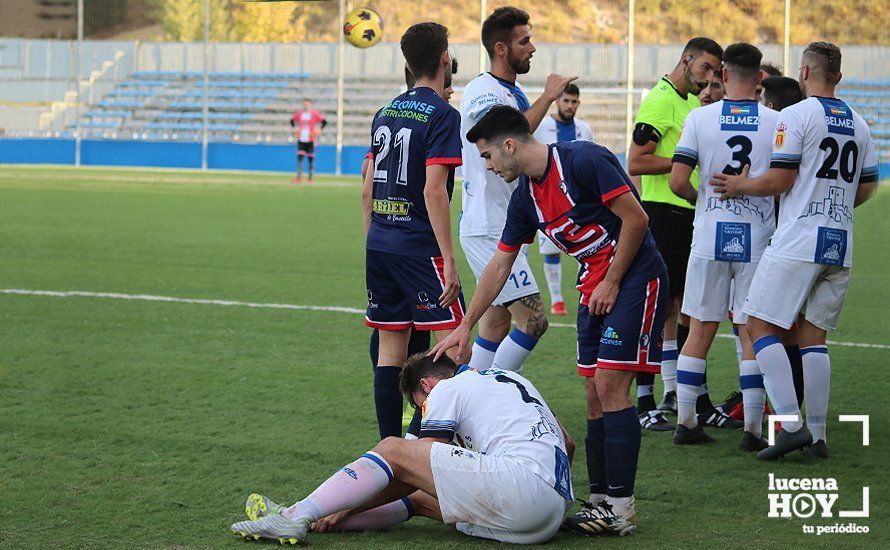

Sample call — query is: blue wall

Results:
[1,137,888,180]
[0,138,369,175]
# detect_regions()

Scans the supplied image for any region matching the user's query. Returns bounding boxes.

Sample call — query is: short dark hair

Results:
[466,105,531,144]
[723,42,762,81]
[803,41,842,83]
[404,66,415,88]
[481,6,530,60]
[563,83,580,96]
[401,22,449,80]
[761,62,782,77]
[399,353,458,408]
[682,37,723,61]
[762,76,803,111]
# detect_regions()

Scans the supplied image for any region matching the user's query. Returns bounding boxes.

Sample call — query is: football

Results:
[343,7,383,49]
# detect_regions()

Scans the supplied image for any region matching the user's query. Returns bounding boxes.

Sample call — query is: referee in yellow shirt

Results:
[628,37,722,430]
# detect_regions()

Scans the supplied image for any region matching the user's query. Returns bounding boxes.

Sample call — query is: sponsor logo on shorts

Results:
[601,326,622,346]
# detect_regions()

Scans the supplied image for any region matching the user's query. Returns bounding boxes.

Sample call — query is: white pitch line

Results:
[3,288,888,350]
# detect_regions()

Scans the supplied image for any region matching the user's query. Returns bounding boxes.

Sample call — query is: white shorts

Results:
[538,232,561,256]
[743,252,851,331]
[682,255,758,324]
[460,234,540,306]
[430,442,567,544]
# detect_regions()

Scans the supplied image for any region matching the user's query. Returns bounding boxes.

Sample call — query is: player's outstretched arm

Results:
[424,164,460,308]
[524,74,579,132]
[588,192,649,316]
[430,248,519,362]
[710,165,796,200]
[669,162,697,204]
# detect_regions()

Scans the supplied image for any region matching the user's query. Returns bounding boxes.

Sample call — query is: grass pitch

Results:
[0,166,887,548]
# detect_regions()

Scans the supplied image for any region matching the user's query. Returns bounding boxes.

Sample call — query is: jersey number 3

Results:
[722,135,753,175]
[373,126,412,186]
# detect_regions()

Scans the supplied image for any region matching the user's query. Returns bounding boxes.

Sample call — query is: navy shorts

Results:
[365,249,466,331]
[576,272,668,376]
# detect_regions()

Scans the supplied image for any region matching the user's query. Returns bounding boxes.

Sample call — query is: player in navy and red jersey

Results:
[364,22,466,442]
[431,105,668,536]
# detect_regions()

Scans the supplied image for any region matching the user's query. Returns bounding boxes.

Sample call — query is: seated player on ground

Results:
[229,354,579,545]
[433,105,668,536]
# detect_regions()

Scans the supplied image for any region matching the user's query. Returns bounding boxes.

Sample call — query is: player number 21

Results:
[373,126,412,186]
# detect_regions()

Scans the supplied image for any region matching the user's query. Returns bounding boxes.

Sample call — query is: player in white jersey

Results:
[712,42,879,460]
[229,354,590,545]
[670,43,778,450]
[459,6,576,374]
[532,83,594,316]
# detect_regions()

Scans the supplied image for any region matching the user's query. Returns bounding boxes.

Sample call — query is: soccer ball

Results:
[343,7,383,49]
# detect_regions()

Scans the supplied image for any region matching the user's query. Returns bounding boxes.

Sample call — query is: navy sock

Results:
[369,329,380,369]
[635,373,657,411]
[785,344,804,407]
[407,330,432,357]
[585,418,607,495]
[677,323,690,351]
[406,408,422,437]
[696,370,714,413]
[374,365,403,439]
[603,406,641,498]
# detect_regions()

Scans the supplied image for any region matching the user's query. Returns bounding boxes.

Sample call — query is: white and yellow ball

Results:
[343,7,383,49]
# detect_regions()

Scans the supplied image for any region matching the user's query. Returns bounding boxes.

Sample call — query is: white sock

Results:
[491,327,537,373]
[637,383,654,399]
[677,355,706,428]
[661,340,678,395]
[469,336,498,370]
[543,256,563,303]
[699,383,709,396]
[802,346,830,442]
[588,492,607,505]
[740,359,765,437]
[754,335,802,432]
[283,452,393,522]
[733,326,744,364]
[330,498,412,531]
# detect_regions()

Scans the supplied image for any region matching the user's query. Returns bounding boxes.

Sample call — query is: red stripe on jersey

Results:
[426,157,462,166]
[576,242,616,300]
[601,185,631,204]
[498,241,521,253]
[530,154,573,223]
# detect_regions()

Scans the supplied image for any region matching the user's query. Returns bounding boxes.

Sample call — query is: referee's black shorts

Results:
[642,201,694,299]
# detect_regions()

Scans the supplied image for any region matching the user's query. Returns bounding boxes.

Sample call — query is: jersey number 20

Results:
[373,126,413,186]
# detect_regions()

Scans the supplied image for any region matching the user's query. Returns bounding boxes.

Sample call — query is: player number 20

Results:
[373,126,412,186]
[816,137,858,183]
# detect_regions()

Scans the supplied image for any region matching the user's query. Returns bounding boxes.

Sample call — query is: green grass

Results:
[0,166,887,548]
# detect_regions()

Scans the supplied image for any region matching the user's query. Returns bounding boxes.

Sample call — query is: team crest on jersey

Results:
[720,102,760,132]
[817,97,854,136]
[775,122,786,148]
